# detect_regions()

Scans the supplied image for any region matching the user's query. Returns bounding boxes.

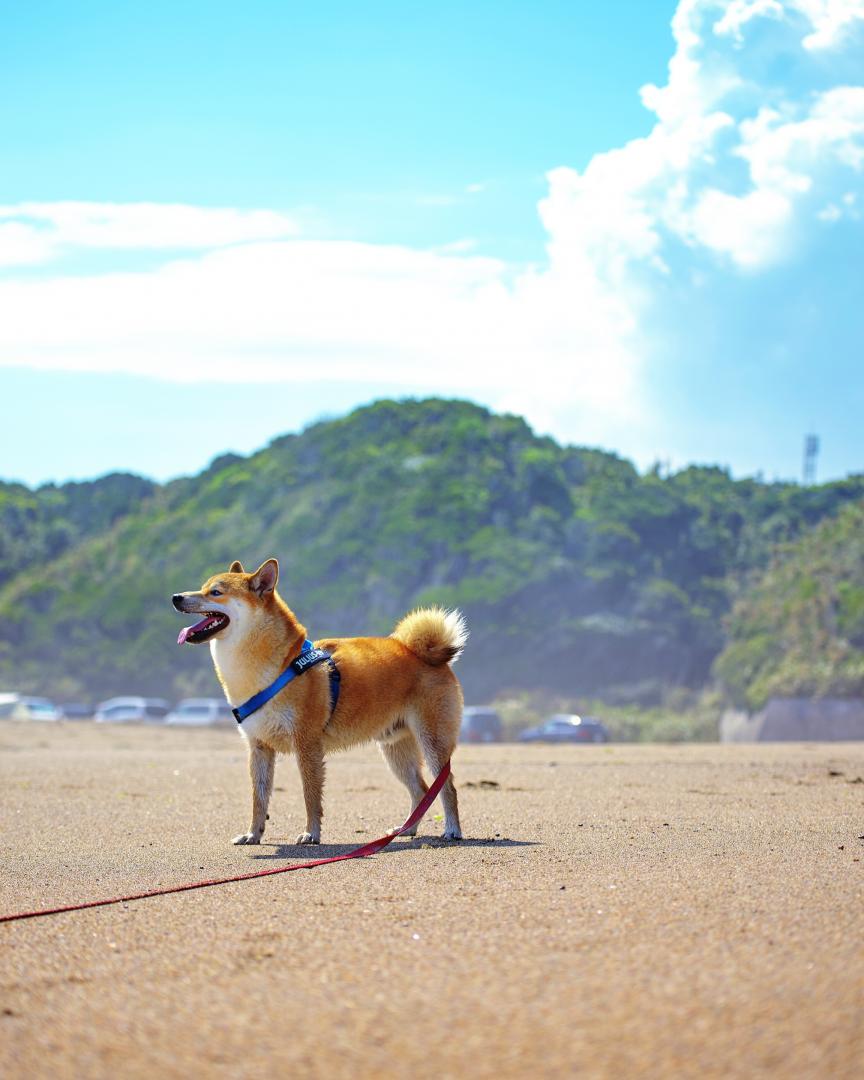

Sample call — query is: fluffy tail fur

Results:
[391,606,468,667]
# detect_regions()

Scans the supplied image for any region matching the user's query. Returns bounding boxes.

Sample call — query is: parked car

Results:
[58,702,93,720]
[93,697,170,724]
[518,714,610,743]
[165,698,235,727]
[460,706,504,743]
[0,693,62,721]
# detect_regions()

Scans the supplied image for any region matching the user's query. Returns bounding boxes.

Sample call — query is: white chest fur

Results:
[210,637,295,749]
[210,637,250,707]
[237,703,296,748]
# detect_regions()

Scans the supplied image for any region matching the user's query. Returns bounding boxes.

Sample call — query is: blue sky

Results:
[1,0,863,486]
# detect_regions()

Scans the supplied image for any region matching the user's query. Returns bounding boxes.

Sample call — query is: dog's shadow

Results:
[249,834,537,861]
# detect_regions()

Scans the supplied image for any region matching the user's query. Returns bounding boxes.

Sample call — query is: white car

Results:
[165,698,235,727]
[93,697,170,724]
[0,693,62,721]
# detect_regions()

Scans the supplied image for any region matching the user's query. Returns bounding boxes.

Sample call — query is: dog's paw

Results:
[232,831,261,845]
[442,827,463,841]
[394,826,418,837]
[295,831,320,845]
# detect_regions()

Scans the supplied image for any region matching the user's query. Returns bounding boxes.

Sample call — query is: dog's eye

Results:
[210,589,222,597]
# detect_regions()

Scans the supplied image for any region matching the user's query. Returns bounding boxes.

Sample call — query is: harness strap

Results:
[232,639,339,724]
[326,658,341,718]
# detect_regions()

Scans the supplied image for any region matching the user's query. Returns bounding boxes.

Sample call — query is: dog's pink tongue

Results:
[177,616,211,645]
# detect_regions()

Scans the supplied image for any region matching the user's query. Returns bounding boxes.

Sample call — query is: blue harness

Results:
[232,639,341,724]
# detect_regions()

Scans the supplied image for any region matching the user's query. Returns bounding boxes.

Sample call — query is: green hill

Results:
[0,398,862,707]
[714,499,864,710]
[0,472,156,588]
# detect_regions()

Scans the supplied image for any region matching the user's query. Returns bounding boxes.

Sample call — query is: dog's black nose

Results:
[172,594,185,610]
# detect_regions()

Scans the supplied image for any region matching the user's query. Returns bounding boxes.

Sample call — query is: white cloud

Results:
[793,0,864,49]
[0,202,298,265]
[691,187,794,264]
[543,1,864,273]
[0,237,640,436]
[712,0,864,49]
[713,0,784,43]
[0,222,57,268]
[0,0,862,459]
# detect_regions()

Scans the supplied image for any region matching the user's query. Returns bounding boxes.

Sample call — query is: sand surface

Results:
[1,723,863,1079]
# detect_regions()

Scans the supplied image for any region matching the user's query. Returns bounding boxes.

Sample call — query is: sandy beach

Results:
[1,723,862,1078]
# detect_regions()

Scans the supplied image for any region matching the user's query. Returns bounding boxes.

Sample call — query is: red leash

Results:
[0,761,451,925]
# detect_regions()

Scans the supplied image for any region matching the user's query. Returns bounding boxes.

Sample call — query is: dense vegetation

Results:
[0,398,861,714]
[0,473,156,587]
[714,500,864,710]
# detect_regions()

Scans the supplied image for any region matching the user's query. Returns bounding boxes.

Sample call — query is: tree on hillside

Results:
[714,500,864,709]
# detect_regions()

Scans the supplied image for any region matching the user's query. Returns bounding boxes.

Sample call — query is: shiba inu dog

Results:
[172,559,466,846]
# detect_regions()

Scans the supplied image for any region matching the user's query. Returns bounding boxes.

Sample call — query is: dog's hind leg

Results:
[415,722,462,841]
[379,733,429,836]
[233,740,275,845]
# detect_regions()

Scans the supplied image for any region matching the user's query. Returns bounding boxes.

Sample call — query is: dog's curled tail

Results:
[391,606,468,667]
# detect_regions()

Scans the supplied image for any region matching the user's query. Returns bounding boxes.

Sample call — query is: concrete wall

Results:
[721,698,864,742]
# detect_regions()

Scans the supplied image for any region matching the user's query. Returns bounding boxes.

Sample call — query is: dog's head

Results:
[172,559,279,645]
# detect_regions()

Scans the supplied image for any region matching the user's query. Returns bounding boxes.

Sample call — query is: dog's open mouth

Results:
[177,612,230,645]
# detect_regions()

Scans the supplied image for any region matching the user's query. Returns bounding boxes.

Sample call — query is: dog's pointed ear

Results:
[249,558,278,596]
[229,560,244,573]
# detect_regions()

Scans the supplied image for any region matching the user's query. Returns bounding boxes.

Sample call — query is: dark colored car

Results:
[460,707,503,743]
[59,702,93,720]
[518,714,610,744]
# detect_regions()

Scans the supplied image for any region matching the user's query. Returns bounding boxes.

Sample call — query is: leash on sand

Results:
[0,761,451,925]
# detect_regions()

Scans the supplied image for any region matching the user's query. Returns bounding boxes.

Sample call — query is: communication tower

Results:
[803,434,820,485]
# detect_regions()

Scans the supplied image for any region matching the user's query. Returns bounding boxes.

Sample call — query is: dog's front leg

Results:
[233,740,275,845]
[294,735,324,844]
